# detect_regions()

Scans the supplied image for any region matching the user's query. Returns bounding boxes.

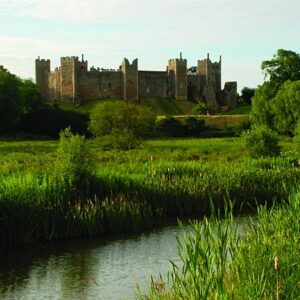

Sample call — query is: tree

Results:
[20,79,43,113]
[0,66,44,133]
[250,82,277,129]
[0,66,22,132]
[89,100,156,149]
[272,80,300,135]
[261,49,300,89]
[251,49,300,132]
[240,87,255,104]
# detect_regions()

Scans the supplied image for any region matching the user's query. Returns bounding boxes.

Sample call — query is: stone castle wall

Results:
[138,71,168,98]
[35,53,237,112]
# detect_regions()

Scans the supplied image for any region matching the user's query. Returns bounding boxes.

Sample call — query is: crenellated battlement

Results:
[35,58,50,63]
[61,56,79,63]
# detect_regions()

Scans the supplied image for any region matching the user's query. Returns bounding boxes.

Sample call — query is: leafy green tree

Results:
[20,79,43,113]
[250,82,277,128]
[0,66,22,132]
[240,87,255,104]
[0,66,44,133]
[272,80,300,135]
[251,49,300,133]
[89,100,156,149]
[261,49,300,89]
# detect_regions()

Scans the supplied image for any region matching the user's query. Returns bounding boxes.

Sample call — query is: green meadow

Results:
[1,136,299,250]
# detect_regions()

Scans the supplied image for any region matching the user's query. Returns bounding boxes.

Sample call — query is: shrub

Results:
[18,105,89,137]
[192,102,207,115]
[242,126,281,157]
[55,127,93,194]
[184,117,205,136]
[89,101,156,149]
[155,117,186,137]
[293,119,300,151]
[233,120,251,136]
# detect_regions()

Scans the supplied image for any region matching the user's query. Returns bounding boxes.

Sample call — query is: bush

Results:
[17,105,89,137]
[233,120,251,136]
[183,117,205,136]
[55,127,93,193]
[242,126,281,158]
[293,119,300,146]
[192,102,207,115]
[155,117,186,137]
[89,100,156,149]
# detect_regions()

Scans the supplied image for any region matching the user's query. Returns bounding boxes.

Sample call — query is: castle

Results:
[35,53,237,112]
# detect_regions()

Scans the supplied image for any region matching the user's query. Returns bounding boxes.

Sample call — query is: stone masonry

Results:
[35,53,237,112]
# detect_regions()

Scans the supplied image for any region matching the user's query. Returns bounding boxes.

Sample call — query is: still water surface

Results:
[0,225,189,300]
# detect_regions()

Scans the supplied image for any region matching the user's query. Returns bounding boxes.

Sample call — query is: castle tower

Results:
[168,53,187,100]
[35,57,50,100]
[197,53,221,91]
[79,54,88,71]
[121,58,138,100]
[60,56,79,104]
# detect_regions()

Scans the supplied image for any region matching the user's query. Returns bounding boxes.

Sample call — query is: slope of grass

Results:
[222,105,251,115]
[47,98,196,116]
[140,98,195,115]
[0,137,299,249]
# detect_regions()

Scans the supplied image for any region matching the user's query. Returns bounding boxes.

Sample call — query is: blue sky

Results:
[0,0,299,91]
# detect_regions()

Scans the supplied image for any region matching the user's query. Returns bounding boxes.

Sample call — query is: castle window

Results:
[108,82,112,90]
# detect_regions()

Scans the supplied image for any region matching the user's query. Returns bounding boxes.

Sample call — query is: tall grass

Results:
[139,190,300,299]
[0,137,299,249]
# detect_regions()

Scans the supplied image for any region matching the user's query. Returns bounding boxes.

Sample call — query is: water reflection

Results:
[0,225,187,300]
[0,218,251,300]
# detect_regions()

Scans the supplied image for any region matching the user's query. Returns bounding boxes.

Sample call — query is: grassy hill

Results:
[140,98,195,115]
[47,98,196,116]
[221,105,251,115]
[47,99,250,130]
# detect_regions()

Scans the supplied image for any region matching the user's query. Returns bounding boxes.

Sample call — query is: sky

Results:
[0,0,300,91]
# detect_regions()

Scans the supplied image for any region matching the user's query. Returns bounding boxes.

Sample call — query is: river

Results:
[0,224,191,300]
[0,218,250,300]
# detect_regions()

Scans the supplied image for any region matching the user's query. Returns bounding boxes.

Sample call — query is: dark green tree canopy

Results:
[0,66,22,132]
[251,49,300,133]
[0,66,44,133]
[261,49,300,88]
[89,100,156,149]
[240,87,255,104]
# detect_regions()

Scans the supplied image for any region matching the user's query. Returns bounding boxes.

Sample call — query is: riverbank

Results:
[140,188,300,299]
[0,137,299,249]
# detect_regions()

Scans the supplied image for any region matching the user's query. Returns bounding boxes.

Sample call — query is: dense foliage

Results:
[17,104,89,137]
[251,49,300,134]
[240,87,255,104]
[0,66,42,133]
[89,100,156,149]
[54,128,93,193]
[0,66,89,137]
[191,102,207,115]
[242,126,281,158]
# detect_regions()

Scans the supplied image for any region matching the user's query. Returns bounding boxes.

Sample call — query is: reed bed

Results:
[0,137,299,249]
[139,189,300,299]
